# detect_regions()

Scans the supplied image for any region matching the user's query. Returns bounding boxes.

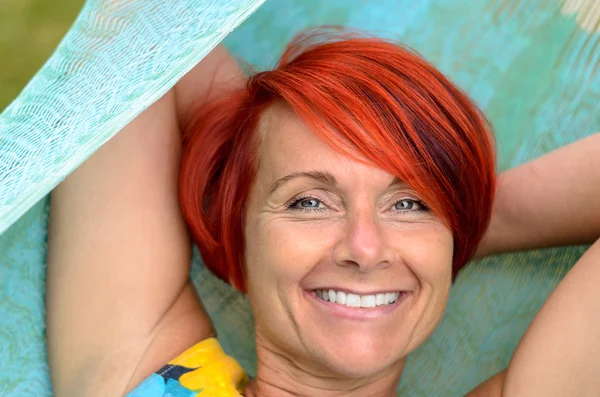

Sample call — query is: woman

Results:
[46,31,600,397]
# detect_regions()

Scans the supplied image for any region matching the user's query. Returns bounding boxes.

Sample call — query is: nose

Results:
[333,208,396,272]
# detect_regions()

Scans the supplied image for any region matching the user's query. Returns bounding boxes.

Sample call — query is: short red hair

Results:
[180,29,496,292]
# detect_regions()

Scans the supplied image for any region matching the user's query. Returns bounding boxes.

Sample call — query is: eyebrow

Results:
[388,176,405,188]
[268,171,405,194]
[269,171,338,194]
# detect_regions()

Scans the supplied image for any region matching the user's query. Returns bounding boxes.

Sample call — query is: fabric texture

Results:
[0,0,265,235]
[127,338,248,397]
[1,0,599,396]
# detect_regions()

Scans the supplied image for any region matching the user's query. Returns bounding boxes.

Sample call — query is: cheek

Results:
[244,216,336,295]
[396,224,453,346]
[397,224,454,285]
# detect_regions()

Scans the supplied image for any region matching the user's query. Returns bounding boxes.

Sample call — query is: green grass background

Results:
[0,0,82,110]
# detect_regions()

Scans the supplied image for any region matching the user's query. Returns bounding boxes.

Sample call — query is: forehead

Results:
[257,103,353,173]
[254,103,404,195]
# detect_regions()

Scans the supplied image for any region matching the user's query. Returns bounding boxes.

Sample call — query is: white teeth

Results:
[346,293,361,307]
[386,292,400,304]
[316,289,401,308]
[328,289,336,303]
[360,295,376,308]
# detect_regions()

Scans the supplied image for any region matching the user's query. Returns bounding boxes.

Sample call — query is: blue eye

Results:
[298,198,321,208]
[286,196,325,211]
[394,199,426,211]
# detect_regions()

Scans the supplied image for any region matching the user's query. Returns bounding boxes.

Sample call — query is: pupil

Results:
[397,200,412,210]
[301,199,318,208]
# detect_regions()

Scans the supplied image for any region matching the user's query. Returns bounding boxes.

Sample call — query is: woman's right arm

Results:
[46,45,245,397]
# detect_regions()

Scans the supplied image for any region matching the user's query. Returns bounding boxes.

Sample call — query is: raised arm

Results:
[494,133,600,395]
[46,45,245,397]
[501,234,600,395]
[467,132,600,396]
[476,132,600,257]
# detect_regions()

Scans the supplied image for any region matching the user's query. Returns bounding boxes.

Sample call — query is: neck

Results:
[244,334,404,397]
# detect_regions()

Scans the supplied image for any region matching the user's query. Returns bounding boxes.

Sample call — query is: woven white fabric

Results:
[0,0,265,235]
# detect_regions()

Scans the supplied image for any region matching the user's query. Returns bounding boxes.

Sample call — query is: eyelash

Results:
[284,195,429,214]
[285,194,330,213]
[393,198,429,213]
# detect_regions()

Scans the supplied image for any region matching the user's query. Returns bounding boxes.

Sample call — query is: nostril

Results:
[332,213,396,270]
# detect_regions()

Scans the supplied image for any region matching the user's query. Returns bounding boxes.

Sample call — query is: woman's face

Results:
[244,103,453,378]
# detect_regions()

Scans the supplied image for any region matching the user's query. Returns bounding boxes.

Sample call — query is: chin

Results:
[308,334,408,378]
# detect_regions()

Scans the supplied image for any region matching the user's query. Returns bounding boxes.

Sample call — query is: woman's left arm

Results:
[465,131,600,395]
[475,132,600,258]
[467,132,600,396]
[467,240,600,396]
[501,236,600,395]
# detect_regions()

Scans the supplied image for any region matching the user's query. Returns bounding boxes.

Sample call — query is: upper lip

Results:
[309,287,408,295]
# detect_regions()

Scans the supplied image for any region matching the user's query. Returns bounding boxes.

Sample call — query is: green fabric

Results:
[1,0,599,396]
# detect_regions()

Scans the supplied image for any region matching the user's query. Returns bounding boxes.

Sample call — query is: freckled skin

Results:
[243,104,453,394]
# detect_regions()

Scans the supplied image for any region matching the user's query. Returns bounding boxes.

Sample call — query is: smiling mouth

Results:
[314,289,403,309]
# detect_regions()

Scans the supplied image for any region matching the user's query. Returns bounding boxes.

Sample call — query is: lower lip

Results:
[305,290,410,320]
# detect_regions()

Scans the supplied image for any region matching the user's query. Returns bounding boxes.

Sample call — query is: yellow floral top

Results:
[127,338,248,397]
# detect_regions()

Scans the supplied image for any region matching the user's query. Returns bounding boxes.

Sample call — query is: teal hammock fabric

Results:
[1,0,599,396]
